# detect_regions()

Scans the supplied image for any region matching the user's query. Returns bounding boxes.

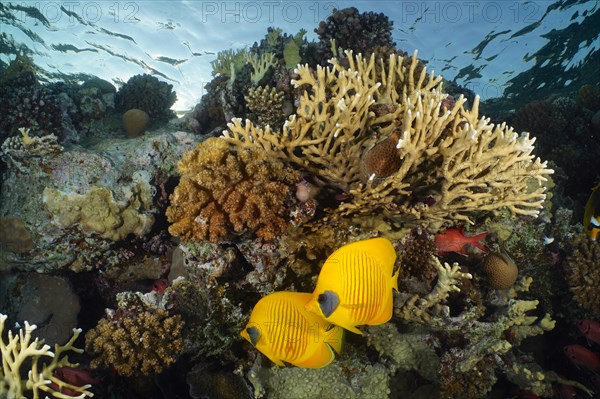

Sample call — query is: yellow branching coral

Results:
[395,256,472,323]
[0,313,93,399]
[223,50,553,227]
[166,137,299,243]
[85,309,184,377]
[244,52,276,84]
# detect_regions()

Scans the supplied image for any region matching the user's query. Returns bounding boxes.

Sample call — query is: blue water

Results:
[1,0,598,111]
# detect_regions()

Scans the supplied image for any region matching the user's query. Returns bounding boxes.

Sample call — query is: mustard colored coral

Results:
[223,50,553,228]
[166,137,299,243]
[85,309,184,377]
[42,171,154,241]
[0,313,93,399]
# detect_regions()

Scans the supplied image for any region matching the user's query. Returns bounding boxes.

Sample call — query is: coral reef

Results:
[223,51,553,231]
[166,137,299,243]
[115,74,176,121]
[0,16,587,399]
[85,297,184,377]
[0,313,93,399]
[564,234,600,316]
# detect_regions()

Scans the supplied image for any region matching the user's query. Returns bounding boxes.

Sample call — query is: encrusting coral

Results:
[223,50,553,229]
[0,313,93,399]
[85,307,184,377]
[0,215,33,254]
[43,170,155,242]
[166,137,299,243]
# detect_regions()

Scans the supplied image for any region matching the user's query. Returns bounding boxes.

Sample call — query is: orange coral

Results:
[166,137,299,243]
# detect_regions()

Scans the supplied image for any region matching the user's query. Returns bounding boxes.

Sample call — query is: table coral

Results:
[166,137,299,243]
[85,307,184,377]
[0,313,93,399]
[223,50,553,229]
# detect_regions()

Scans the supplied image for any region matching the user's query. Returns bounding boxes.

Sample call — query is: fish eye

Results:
[246,326,260,346]
[318,291,339,318]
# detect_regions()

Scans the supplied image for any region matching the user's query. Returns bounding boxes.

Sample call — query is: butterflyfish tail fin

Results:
[295,343,336,368]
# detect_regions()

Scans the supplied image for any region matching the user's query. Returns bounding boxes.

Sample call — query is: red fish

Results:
[435,226,488,255]
[151,278,169,294]
[49,367,101,395]
[558,383,579,399]
[564,344,600,373]
[578,320,600,346]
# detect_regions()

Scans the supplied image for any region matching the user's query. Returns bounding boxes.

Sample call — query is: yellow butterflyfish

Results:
[584,182,600,239]
[240,291,343,368]
[305,238,399,335]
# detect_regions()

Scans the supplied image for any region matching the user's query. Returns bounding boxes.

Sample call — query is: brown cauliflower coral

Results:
[166,137,299,243]
[565,235,600,316]
[85,308,184,377]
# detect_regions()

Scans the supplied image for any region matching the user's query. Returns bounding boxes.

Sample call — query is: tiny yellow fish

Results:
[240,292,343,368]
[584,182,600,239]
[305,238,398,335]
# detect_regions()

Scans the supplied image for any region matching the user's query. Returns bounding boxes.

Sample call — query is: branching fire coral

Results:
[0,313,93,399]
[223,50,553,228]
[166,137,299,243]
[85,308,184,377]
